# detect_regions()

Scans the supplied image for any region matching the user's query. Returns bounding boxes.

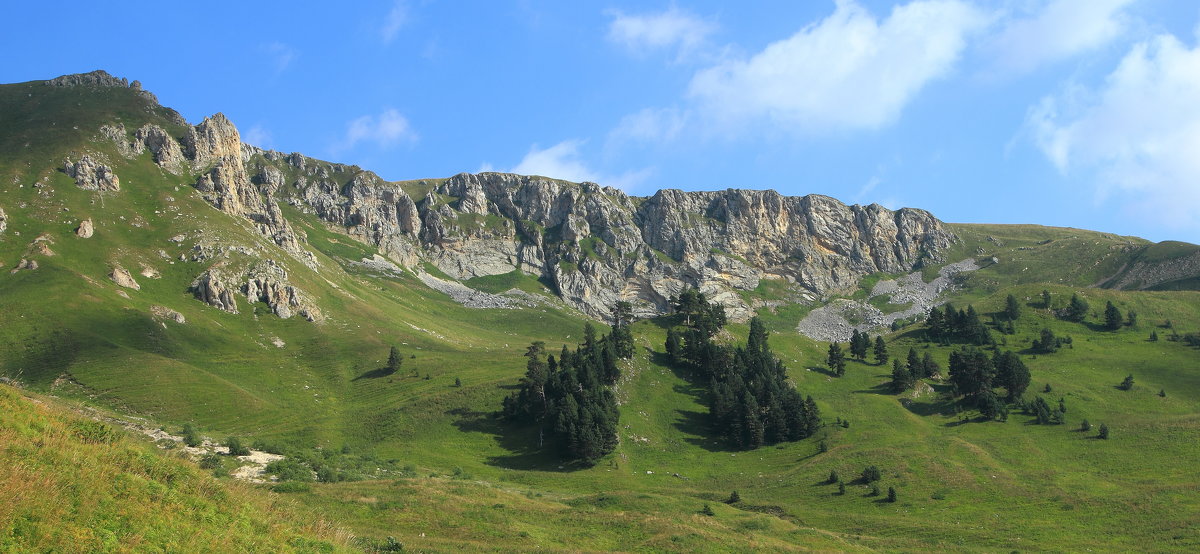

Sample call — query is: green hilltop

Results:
[1,73,1199,551]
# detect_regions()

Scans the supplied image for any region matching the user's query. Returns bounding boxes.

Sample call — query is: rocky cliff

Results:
[264,165,956,320]
[48,71,958,322]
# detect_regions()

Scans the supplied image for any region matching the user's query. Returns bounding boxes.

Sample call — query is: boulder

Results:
[76,219,94,238]
[109,266,140,290]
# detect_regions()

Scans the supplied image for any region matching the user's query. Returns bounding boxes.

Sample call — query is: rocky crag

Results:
[52,71,959,322]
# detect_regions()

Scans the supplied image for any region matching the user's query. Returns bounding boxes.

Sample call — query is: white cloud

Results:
[381,1,408,44]
[1029,34,1200,229]
[508,140,652,190]
[264,42,297,73]
[512,140,600,183]
[606,7,715,59]
[687,0,988,133]
[341,108,417,150]
[609,107,688,144]
[985,0,1134,76]
[242,124,273,148]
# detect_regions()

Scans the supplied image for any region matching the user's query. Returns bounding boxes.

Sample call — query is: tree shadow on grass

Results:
[448,407,580,471]
[852,379,894,395]
[808,366,839,378]
[351,367,393,381]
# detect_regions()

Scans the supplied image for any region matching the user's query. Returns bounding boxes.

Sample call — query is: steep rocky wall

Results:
[269,165,956,320]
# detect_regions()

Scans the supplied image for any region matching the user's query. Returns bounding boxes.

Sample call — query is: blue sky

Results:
[4,1,1200,243]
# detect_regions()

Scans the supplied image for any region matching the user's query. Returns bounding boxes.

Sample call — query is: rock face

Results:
[109,266,140,290]
[268,167,956,320]
[63,155,120,191]
[47,70,157,103]
[242,260,321,321]
[0,206,6,233]
[76,219,94,238]
[192,269,239,313]
[184,114,313,267]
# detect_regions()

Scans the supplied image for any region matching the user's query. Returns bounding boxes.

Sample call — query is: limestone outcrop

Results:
[192,269,239,313]
[269,166,956,321]
[76,219,94,238]
[242,260,321,321]
[63,155,120,191]
[0,206,6,233]
[109,266,140,290]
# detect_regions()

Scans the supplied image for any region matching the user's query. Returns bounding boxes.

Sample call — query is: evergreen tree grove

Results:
[662,293,820,450]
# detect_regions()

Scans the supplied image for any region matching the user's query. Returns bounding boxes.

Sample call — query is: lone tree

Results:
[828,470,840,484]
[1119,374,1135,391]
[887,486,897,503]
[1005,294,1021,321]
[828,342,846,377]
[726,490,741,504]
[873,336,889,366]
[1041,289,1052,309]
[861,465,882,483]
[1066,294,1089,322]
[1098,423,1110,439]
[387,346,403,375]
[1104,301,1123,331]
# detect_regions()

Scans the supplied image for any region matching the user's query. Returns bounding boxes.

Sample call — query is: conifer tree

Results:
[891,359,912,393]
[1104,301,1123,331]
[1066,294,1089,322]
[1042,289,1052,309]
[387,346,402,375]
[828,342,846,377]
[1098,423,1109,439]
[1005,294,1021,321]
[873,336,889,366]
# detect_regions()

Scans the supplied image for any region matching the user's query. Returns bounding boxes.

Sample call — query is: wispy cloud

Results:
[606,6,715,60]
[242,124,273,148]
[264,42,297,74]
[338,108,417,151]
[1028,33,1200,229]
[984,0,1135,77]
[609,107,689,144]
[687,0,989,134]
[505,140,652,190]
[380,1,408,44]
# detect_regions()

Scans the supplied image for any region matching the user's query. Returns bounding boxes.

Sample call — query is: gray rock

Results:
[0,206,6,233]
[192,269,239,313]
[242,260,322,321]
[63,155,120,191]
[150,305,186,324]
[76,218,94,238]
[109,266,140,290]
[135,124,185,173]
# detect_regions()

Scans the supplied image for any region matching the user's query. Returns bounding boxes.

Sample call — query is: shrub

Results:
[181,423,201,447]
[265,458,314,481]
[700,503,715,516]
[199,453,222,469]
[70,420,120,444]
[726,490,741,504]
[271,482,312,493]
[861,465,882,483]
[827,470,839,484]
[887,487,897,503]
[226,436,250,456]
[1098,423,1109,439]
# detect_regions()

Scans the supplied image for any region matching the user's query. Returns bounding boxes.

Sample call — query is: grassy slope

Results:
[0,384,352,551]
[1,81,1199,551]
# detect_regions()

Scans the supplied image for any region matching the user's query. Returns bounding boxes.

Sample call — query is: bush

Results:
[199,452,222,469]
[700,503,715,516]
[1119,375,1135,391]
[887,487,897,503]
[1098,423,1110,440]
[70,420,120,444]
[726,490,741,504]
[827,470,839,484]
[271,482,312,494]
[181,423,201,447]
[226,436,250,456]
[861,465,882,483]
[265,458,314,481]
[1080,419,1091,432]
